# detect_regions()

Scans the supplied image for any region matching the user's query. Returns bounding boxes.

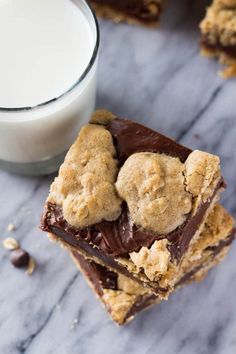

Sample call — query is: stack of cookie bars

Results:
[41,110,235,325]
[86,0,236,76]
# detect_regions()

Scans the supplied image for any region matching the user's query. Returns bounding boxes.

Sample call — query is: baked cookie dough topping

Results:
[116,152,192,234]
[185,150,221,213]
[201,0,236,46]
[116,150,221,235]
[129,239,170,281]
[48,123,122,228]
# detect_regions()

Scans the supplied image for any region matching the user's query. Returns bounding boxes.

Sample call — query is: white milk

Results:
[0,0,99,174]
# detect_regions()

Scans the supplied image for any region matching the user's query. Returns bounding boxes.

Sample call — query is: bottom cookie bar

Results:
[71,233,232,325]
[71,252,158,325]
[69,204,235,324]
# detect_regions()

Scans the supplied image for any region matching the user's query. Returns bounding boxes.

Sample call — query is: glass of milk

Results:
[0,0,99,175]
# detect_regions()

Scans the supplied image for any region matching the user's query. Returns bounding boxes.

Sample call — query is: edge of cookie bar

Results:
[69,240,233,325]
[70,251,158,325]
[90,2,161,28]
[201,46,236,77]
[200,0,236,77]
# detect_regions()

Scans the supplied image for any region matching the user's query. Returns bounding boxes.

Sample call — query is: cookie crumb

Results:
[70,318,79,329]
[7,223,16,232]
[2,237,19,250]
[26,257,36,275]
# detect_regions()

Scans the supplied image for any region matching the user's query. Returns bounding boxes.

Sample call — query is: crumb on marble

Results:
[70,318,79,329]
[25,257,36,276]
[7,223,16,232]
[2,237,19,250]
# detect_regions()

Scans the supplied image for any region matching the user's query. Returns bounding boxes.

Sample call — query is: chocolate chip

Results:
[10,249,30,268]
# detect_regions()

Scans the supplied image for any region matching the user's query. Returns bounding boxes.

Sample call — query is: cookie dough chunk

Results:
[48,123,122,228]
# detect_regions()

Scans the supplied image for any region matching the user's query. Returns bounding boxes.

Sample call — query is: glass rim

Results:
[0,0,100,113]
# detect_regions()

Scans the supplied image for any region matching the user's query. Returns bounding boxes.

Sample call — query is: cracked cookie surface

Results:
[48,123,122,228]
[116,150,220,235]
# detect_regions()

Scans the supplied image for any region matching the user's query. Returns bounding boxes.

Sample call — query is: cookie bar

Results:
[87,0,163,26]
[200,0,236,77]
[70,204,235,325]
[41,110,229,298]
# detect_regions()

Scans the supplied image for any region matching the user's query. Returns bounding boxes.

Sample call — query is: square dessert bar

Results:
[70,204,235,325]
[200,0,236,77]
[88,0,163,26]
[41,110,231,298]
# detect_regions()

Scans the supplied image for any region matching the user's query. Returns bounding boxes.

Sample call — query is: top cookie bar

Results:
[41,110,225,296]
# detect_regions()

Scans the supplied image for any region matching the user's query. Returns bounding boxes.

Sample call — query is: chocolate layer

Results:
[107,118,191,165]
[90,0,162,23]
[201,38,236,59]
[74,251,118,296]
[45,212,164,292]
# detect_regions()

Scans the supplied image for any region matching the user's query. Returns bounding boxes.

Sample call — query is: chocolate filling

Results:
[90,0,162,22]
[47,215,162,291]
[107,118,191,165]
[74,252,118,296]
[201,37,236,59]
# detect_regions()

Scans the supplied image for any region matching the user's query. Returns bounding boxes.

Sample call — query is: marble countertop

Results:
[1,1,236,353]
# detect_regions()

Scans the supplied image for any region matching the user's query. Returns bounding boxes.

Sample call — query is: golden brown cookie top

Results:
[200,0,236,46]
[116,152,192,235]
[48,123,122,228]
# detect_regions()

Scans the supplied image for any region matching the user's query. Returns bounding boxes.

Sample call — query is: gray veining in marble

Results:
[0,1,236,353]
